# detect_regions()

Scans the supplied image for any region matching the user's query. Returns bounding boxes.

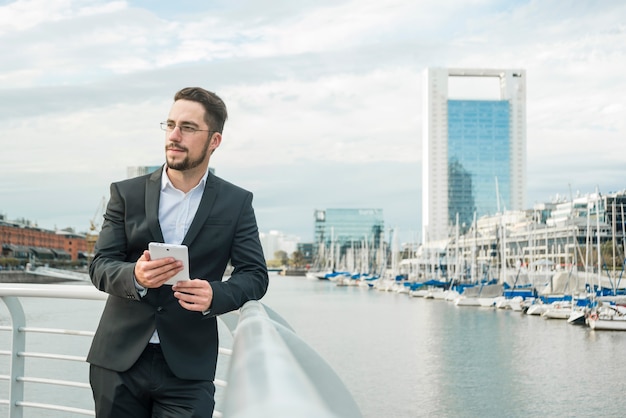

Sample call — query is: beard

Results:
[165,138,211,171]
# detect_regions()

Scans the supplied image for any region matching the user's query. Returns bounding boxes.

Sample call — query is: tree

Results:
[274,250,289,266]
[290,251,305,268]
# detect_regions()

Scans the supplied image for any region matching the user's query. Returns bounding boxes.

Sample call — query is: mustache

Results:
[166,144,188,152]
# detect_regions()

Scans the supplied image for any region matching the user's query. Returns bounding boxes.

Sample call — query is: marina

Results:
[311,190,626,332]
[3,273,626,417]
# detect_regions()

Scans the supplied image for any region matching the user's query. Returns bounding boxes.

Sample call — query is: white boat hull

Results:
[410,289,428,298]
[567,309,586,325]
[425,288,445,299]
[588,318,626,331]
[587,305,626,330]
[454,296,481,307]
[444,290,460,301]
[542,309,572,320]
[478,298,496,308]
[542,301,573,320]
[526,303,547,316]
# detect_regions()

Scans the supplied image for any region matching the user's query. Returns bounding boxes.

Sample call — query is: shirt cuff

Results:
[133,274,147,297]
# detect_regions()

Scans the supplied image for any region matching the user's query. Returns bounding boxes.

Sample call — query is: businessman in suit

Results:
[87,87,269,417]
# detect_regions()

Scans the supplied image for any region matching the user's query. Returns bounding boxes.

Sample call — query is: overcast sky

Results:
[0,0,624,244]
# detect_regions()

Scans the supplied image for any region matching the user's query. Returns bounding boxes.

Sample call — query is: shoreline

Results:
[0,271,76,284]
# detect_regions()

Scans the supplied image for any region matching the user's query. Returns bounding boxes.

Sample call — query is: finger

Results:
[173,278,206,290]
[149,257,179,268]
[138,259,179,277]
[151,262,183,280]
[140,261,183,287]
[174,291,202,308]
[156,263,183,278]
[178,300,203,312]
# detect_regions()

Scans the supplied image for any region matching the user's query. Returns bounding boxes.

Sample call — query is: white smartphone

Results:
[148,242,190,285]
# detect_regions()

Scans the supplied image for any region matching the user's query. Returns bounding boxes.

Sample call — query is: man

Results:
[87,87,269,417]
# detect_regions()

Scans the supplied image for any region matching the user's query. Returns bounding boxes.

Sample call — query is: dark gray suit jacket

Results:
[87,168,268,380]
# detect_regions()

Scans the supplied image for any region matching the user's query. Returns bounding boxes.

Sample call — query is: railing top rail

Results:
[0,283,107,301]
[222,300,362,418]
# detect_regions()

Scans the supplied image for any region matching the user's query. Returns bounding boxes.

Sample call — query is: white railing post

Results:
[2,296,25,418]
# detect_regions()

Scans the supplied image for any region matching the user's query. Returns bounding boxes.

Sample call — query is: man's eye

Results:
[180,126,196,133]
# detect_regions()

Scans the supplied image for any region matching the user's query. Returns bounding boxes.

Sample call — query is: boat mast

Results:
[595,190,602,294]
[501,212,507,286]
[585,198,592,294]
[455,213,460,282]
[471,212,477,283]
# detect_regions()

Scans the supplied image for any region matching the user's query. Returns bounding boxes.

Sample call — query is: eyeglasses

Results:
[160,121,213,135]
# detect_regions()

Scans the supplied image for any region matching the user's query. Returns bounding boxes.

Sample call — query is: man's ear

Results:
[210,132,222,151]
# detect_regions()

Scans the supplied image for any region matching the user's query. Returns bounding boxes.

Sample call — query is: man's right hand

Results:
[134,250,184,288]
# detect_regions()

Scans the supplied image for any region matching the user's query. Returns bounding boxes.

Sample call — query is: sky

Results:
[0,0,624,244]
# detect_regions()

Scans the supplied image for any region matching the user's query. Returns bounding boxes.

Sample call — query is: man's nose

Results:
[169,126,183,141]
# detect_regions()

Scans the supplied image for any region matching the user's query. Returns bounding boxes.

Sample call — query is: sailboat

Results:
[587,303,626,330]
[306,228,347,281]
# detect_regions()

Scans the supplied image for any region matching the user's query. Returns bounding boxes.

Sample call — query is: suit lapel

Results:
[146,167,165,243]
[183,174,218,246]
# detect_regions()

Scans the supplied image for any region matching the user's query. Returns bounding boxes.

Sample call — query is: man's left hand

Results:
[172,279,214,312]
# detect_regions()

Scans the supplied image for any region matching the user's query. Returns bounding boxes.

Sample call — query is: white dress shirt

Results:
[145,165,209,343]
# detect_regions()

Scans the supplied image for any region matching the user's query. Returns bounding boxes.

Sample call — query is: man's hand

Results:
[134,250,183,289]
[172,279,214,312]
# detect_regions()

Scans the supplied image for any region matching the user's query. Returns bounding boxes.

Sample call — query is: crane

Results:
[86,196,106,257]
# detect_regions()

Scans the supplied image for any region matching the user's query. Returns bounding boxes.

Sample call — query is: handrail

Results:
[0,283,231,417]
[221,301,362,417]
[0,284,106,417]
[0,282,362,418]
[0,283,107,300]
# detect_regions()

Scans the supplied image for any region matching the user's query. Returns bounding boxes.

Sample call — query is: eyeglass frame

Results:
[160,121,215,135]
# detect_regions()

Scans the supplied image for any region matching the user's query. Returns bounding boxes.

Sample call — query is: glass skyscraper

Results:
[422,68,526,242]
[448,99,511,229]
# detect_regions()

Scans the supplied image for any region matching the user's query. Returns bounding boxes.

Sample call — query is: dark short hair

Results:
[174,87,228,133]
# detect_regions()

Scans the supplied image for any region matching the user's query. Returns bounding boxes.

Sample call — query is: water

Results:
[2,275,626,417]
[261,275,626,418]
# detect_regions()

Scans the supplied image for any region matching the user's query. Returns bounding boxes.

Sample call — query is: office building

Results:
[259,230,300,261]
[313,209,384,271]
[422,68,526,242]
[127,165,162,178]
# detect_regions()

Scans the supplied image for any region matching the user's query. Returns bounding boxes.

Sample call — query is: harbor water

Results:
[2,273,626,417]
[263,274,626,418]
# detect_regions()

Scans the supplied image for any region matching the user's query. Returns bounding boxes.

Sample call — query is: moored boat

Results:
[587,304,626,331]
[526,300,548,316]
[542,301,573,320]
[567,308,587,325]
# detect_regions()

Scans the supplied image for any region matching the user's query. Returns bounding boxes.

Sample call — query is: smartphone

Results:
[148,242,190,285]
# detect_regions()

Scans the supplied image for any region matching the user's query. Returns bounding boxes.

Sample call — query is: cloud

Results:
[0,0,127,33]
[0,0,624,244]
[220,68,421,167]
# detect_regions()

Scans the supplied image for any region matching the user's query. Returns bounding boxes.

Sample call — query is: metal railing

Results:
[221,302,362,418]
[0,283,362,418]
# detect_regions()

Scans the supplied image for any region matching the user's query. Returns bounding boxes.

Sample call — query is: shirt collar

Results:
[161,165,210,192]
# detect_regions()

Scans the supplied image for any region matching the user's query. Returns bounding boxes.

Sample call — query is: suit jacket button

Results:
[157,306,164,312]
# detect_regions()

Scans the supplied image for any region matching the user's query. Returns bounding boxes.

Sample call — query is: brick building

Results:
[0,217,88,263]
